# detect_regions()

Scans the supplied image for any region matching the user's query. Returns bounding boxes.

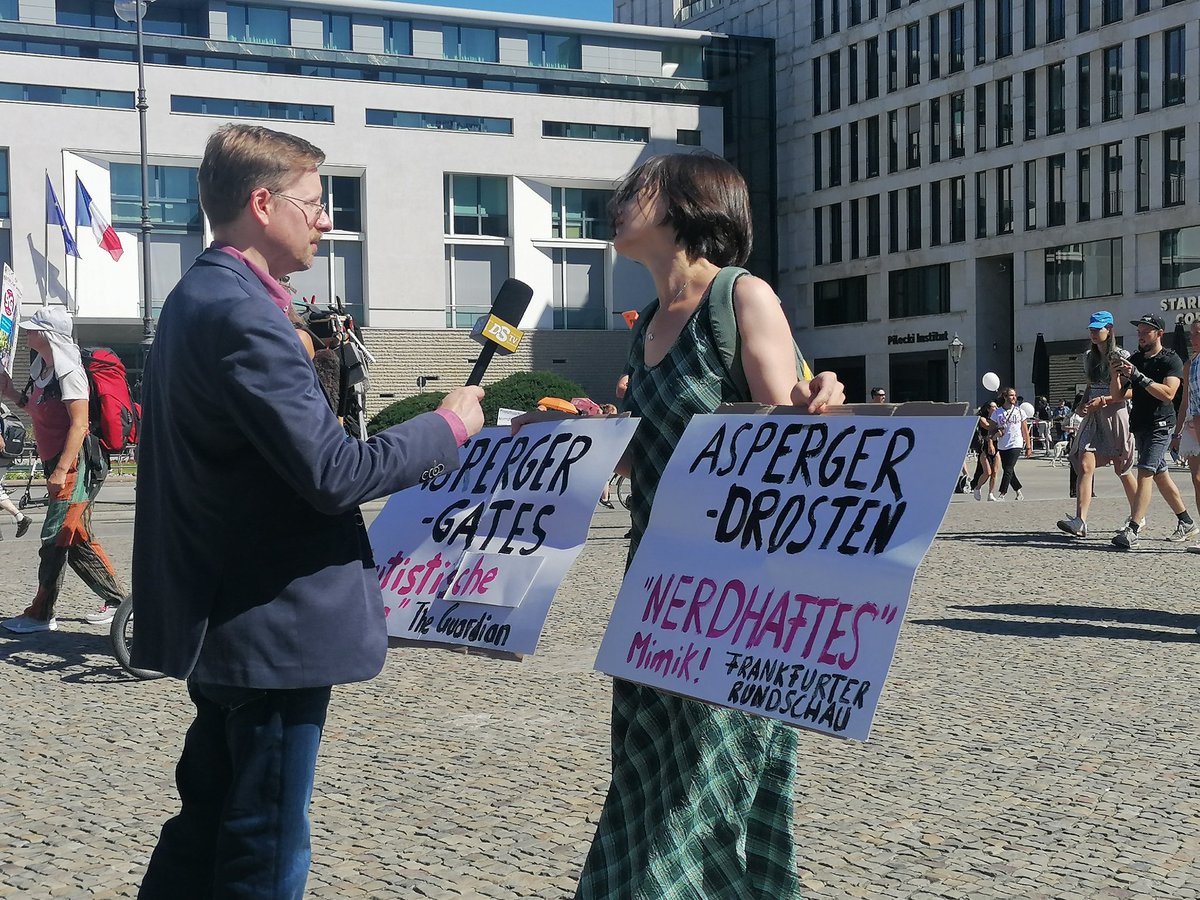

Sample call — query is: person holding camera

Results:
[1111,314,1196,549]
[1056,311,1137,537]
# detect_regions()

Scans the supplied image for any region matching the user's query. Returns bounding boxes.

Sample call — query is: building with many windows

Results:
[622,0,1200,405]
[0,0,771,404]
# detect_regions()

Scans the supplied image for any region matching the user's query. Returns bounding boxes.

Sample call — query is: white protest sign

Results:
[0,265,21,377]
[370,417,638,656]
[495,407,524,427]
[594,410,975,741]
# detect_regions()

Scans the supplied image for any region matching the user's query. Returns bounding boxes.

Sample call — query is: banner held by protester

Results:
[371,416,638,657]
[594,406,974,741]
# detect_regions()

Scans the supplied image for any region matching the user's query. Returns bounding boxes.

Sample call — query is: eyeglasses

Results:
[269,191,329,225]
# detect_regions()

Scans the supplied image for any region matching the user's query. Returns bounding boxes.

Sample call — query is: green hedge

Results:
[366,371,586,435]
[366,391,446,435]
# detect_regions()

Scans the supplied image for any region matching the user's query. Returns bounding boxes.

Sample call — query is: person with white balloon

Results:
[990,386,1031,499]
[1055,310,1137,538]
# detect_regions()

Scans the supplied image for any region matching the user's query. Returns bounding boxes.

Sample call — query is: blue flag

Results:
[45,174,81,259]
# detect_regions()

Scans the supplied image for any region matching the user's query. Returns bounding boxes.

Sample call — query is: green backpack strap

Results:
[707,266,813,402]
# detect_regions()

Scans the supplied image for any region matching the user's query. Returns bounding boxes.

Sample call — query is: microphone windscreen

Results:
[491,278,534,328]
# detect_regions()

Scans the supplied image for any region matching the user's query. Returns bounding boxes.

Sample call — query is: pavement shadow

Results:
[952,602,1199,630]
[0,628,135,681]
[913,605,1200,643]
[936,530,1152,551]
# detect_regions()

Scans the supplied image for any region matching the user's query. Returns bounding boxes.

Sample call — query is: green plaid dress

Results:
[575,295,801,900]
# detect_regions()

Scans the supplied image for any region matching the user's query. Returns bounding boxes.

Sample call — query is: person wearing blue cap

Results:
[1057,311,1138,537]
[1110,313,1196,549]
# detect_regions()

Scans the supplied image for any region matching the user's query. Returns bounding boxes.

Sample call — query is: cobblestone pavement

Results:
[0,461,1198,899]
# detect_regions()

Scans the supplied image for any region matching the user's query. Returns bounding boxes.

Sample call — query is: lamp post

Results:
[114,0,155,349]
[949,333,965,403]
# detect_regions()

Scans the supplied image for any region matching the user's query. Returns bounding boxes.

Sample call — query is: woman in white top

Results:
[1056,310,1136,538]
[991,387,1031,499]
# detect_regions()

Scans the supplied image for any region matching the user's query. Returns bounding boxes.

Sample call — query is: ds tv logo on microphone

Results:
[482,314,523,353]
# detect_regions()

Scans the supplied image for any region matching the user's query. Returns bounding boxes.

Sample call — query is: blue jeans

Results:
[138,681,332,900]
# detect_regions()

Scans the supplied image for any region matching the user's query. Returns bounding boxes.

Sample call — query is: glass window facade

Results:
[445,244,509,327]
[950,91,965,157]
[444,174,508,237]
[110,163,200,231]
[907,185,921,250]
[1078,149,1091,221]
[1136,134,1150,212]
[949,6,964,72]
[384,20,411,55]
[1077,53,1091,128]
[0,147,8,219]
[173,95,333,122]
[226,3,289,45]
[814,276,868,327]
[443,25,497,63]
[889,263,950,318]
[1161,226,1200,290]
[1103,45,1121,121]
[551,247,606,329]
[1103,142,1122,216]
[0,81,132,109]
[997,165,1013,233]
[1164,27,1185,107]
[1165,128,1186,208]
[551,187,613,240]
[322,174,361,233]
[529,33,581,69]
[1136,36,1150,114]
[322,13,350,51]
[1048,153,1065,226]
[542,121,648,142]
[366,109,511,133]
[995,77,1012,146]
[1044,238,1122,303]
[0,0,16,21]
[1047,62,1065,134]
[57,0,203,35]
[950,175,965,242]
[996,0,1012,57]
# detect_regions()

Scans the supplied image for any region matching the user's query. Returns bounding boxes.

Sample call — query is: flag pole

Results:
[43,170,50,307]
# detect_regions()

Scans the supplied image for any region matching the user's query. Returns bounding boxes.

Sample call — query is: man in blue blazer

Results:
[131,124,484,899]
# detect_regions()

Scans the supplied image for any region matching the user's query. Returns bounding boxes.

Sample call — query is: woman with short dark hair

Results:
[574,154,844,899]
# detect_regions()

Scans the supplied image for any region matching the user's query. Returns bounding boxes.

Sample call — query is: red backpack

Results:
[81,347,139,452]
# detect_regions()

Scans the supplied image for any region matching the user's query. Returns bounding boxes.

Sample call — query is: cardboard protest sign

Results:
[594,405,974,741]
[0,266,21,377]
[370,416,637,656]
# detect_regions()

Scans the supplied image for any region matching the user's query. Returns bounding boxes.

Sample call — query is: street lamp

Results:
[949,333,965,403]
[114,0,155,349]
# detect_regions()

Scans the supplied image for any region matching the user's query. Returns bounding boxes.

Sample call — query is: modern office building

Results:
[623,0,1200,405]
[0,0,771,405]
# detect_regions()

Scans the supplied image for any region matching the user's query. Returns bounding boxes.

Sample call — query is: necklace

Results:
[647,279,690,342]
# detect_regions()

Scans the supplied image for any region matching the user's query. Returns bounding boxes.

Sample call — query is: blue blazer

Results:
[131,249,461,688]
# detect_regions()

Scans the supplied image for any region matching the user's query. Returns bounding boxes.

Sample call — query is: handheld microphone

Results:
[467,278,534,386]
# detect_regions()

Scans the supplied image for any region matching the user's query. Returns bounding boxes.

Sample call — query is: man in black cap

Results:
[1112,313,1196,549]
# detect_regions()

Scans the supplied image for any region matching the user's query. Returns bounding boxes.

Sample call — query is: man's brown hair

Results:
[198,124,326,227]
[608,153,753,267]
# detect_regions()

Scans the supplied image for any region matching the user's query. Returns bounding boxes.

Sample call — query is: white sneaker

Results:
[1057,515,1086,537]
[993,493,1007,502]
[973,487,982,501]
[988,493,999,501]
[84,605,118,625]
[1167,521,1199,542]
[1015,490,1024,500]
[2,615,58,634]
